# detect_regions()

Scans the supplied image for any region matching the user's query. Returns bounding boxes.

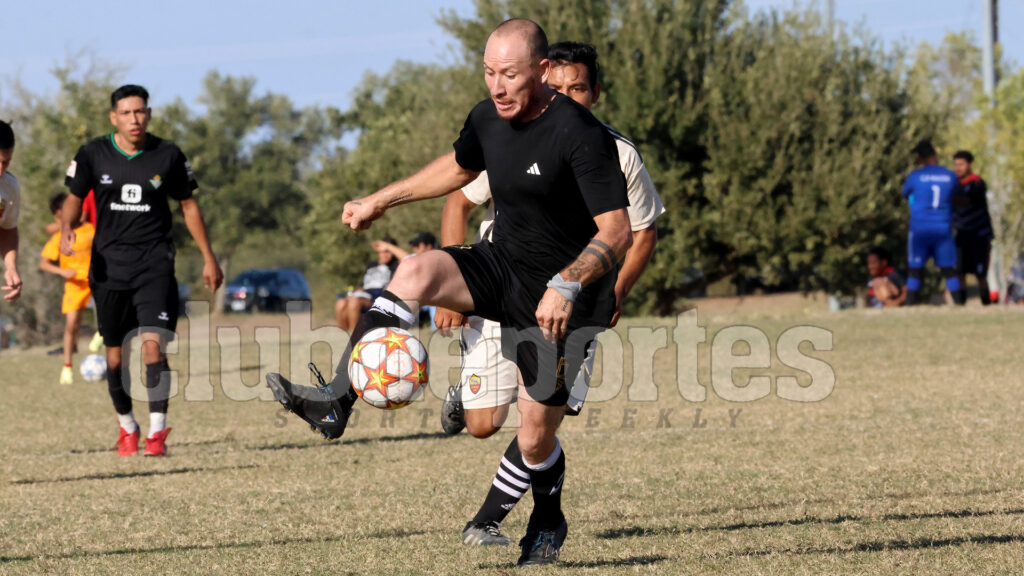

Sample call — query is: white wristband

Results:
[546,273,582,302]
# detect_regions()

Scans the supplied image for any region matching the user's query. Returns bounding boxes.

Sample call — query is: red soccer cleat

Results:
[143,428,172,457]
[116,427,140,457]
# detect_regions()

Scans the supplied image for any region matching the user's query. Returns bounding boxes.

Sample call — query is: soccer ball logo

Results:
[348,327,428,410]
[80,354,108,382]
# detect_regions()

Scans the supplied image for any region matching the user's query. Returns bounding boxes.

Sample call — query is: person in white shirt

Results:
[0,120,22,302]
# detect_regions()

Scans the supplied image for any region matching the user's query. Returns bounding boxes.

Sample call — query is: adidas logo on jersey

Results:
[526,163,541,176]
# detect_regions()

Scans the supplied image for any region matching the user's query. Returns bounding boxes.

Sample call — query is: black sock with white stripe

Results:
[525,437,566,530]
[472,437,531,526]
[330,290,416,407]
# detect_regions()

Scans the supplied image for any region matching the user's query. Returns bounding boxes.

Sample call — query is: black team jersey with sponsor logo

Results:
[65,134,196,289]
[453,93,628,291]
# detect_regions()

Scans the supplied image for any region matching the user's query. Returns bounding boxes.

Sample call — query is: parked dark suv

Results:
[224,268,311,313]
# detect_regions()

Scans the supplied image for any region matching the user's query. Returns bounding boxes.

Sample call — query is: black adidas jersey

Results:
[65,133,196,288]
[453,93,628,282]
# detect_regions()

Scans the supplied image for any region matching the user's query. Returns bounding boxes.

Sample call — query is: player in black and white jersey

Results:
[433,42,665,546]
[61,85,223,456]
[266,20,632,565]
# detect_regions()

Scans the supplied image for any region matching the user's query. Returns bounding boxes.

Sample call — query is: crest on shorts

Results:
[469,375,481,395]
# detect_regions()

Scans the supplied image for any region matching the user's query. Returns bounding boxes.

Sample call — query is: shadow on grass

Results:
[69,436,235,455]
[9,464,258,485]
[478,554,666,570]
[597,507,1024,539]
[685,486,1012,519]
[251,431,451,452]
[0,528,428,564]
[735,533,1024,556]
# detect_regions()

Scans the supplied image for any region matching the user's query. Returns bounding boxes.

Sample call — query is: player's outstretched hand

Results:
[434,307,468,337]
[342,196,386,232]
[60,226,77,257]
[204,259,224,292]
[2,268,22,302]
[536,288,572,344]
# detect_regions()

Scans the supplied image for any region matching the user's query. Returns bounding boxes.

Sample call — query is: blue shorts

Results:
[908,228,956,269]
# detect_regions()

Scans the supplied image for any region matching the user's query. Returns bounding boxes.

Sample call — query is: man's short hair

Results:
[493,18,548,64]
[953,150,975,163]
[110,85,150,109]
[913,140,936,159]
[408,231,436,248]
[868,246,891,263]
[0,120,14,149]
[548,41,600,90]
[49,192,68,215]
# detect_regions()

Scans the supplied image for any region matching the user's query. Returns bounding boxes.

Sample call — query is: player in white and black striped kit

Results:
[434,41,665,546]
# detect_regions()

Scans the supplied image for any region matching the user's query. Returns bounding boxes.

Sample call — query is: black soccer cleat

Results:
[517,519,568,566]
[461,521,511,546]
[440,383,466,436]
[266,369,351,440]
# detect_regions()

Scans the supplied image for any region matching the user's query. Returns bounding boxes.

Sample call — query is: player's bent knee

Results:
[465,405,510,438]
[387,258,434,301]
[466,422,501,439]
[465,414,502,439]
[140,339,163,364]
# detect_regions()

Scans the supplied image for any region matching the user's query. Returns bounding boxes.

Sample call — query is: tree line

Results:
[1,0,1019,344]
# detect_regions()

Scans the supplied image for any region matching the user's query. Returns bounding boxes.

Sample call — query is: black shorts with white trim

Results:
[442,241,614,407]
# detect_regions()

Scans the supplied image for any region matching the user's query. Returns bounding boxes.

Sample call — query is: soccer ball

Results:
[348,327,428,410]
[80,354,107,382]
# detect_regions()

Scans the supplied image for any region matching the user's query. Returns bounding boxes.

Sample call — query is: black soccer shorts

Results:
[956,233,992,278]
[92,274,179,347]
[442,241,614,407]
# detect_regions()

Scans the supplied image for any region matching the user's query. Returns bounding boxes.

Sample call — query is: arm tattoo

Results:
[562,239,618,283]
[387,193,412,207]
[582,247,613,274]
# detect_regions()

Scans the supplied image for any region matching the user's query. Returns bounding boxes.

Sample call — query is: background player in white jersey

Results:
[434,42,665,546]
[0,121,23,302]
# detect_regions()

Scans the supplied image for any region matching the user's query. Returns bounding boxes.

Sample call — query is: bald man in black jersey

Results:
[266,19,631,565]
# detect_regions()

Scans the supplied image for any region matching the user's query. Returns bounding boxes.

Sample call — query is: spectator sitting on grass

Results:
[866,247,906,308]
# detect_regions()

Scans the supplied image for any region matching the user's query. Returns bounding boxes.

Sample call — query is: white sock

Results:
[118,412,138,434]
[522,438,563,471]
[149,412,167,437]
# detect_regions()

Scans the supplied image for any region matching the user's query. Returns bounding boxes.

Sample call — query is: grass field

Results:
[1,302,1023,575]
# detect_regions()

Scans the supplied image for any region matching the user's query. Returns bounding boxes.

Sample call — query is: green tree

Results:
[157,72,341,307]
[696,7,940,299]
[303,63,480,288]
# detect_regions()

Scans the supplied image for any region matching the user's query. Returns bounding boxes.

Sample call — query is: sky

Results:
[2,0,1022,112]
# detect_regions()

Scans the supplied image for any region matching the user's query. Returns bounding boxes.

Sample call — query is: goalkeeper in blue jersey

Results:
[902,140,965,306]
